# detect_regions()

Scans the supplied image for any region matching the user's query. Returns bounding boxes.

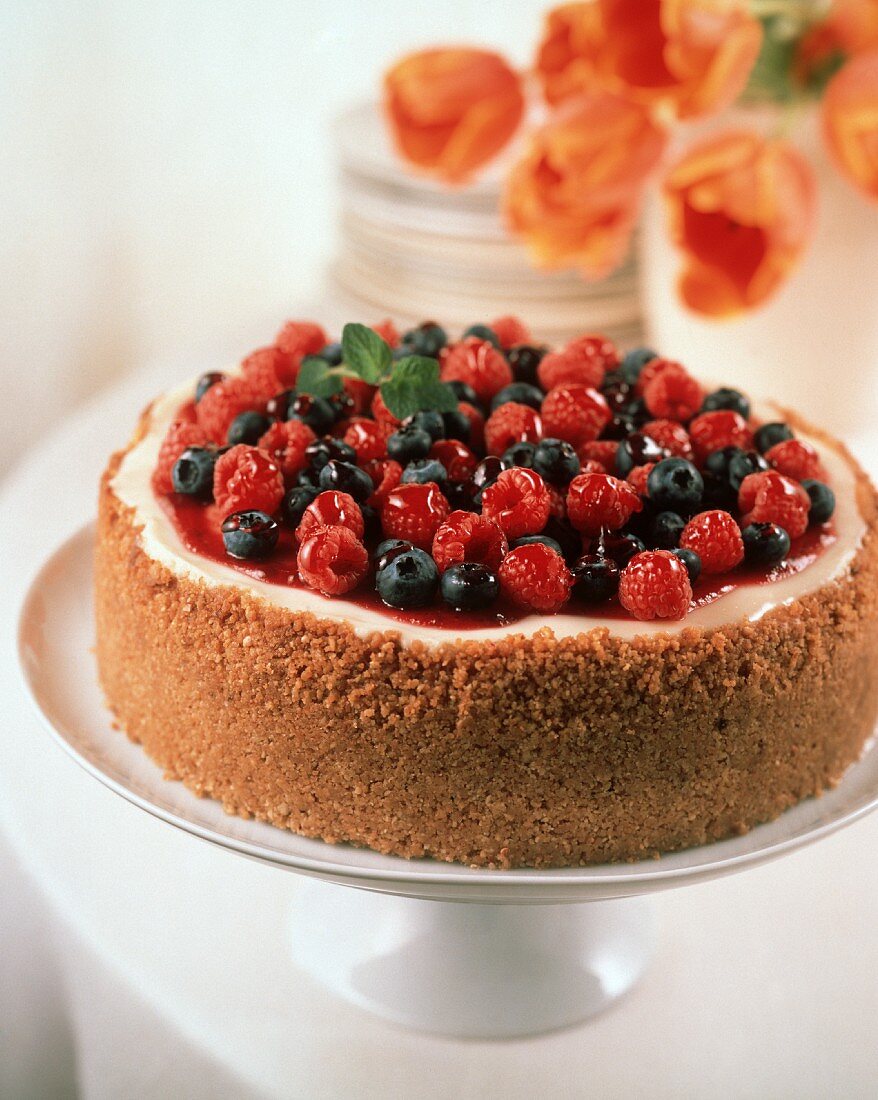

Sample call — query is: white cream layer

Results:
[111,380,868,645]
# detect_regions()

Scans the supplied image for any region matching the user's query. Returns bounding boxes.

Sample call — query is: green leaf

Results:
[379,355,458,420]
[341,322,392,384]
[296,356,343,398]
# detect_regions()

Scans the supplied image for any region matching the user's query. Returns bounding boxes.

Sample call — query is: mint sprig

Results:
[296,322,457,420]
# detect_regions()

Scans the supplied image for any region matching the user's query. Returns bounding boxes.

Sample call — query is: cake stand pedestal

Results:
[18,526,878,1038]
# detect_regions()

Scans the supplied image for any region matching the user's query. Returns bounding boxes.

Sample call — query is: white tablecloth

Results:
[2,362,878,1099]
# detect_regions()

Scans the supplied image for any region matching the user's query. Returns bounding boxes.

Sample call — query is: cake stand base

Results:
[289,879,655,1038]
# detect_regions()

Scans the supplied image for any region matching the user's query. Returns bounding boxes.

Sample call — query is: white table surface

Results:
[3,359,878,1099]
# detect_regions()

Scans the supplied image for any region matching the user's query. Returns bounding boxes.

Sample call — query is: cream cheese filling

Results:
[111,380,867,645]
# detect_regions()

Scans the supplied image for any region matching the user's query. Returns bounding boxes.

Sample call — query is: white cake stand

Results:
[18,525,878,1038]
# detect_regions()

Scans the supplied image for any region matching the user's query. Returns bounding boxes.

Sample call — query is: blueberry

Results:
[615,432,666,478]
[727,449,769,493]
[376,547,439,608]
[490,383,543,412]
[469,456,507,491]
[227,411,271,446]
[742,522,791,564]
[446,380,480,406]
[601,373,634,413]
[622,395,649,426]
[172,447,217,500]
[445,482,480,512]
[801,479,836,524]
[288,393,336,434]
[319,342,344,366]
[267,389,297,420]
[754,421,794,454]
[603,414,638,441]
[360,503,381,542]
[510,534,565,556]
[221,511,279,559]
[403,409,445,442]
[647,458,704,512]
[387,425,433,463]
[502,441,537,468]
[318,459,373,502]
[701,387,751,419]
[402,458,448,487]
[542,517,583,565]
[194,371,226,404]
[532,438,580,486]
[305,437,357,473]
[672,547,702,583]
[572,555,620,603]
[329,391,356,421]
[441,408,471,444]
[650,510,685,549]
[296,467,320,488]
[600,532,646,567]
[619,347,657,385]
[507,344,546,387]
[462,323,501,348]
[374,538,413,567]
[440,562,500,610]
[281,485,319,528]
[401,322,447,358]
[704,446,746,480]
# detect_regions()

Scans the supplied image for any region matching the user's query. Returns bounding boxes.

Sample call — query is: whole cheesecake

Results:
[95,317,878,868]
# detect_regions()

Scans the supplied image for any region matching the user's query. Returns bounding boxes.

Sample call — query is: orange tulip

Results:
[383,47,524,183]
[535,0,762,120]
[823,52,878,201]
[664,131,817,317]
[504,92,667,278]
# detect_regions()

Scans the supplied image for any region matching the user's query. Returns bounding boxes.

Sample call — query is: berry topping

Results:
[484,402,543,456]
[614,431,666,478]
[619,550,693,620]
[240,346,291,400]
[463,323,501,348]
[498,543,572,613]
[400,321,447,358]
[491,315,531,349]
[429,439,479,482]
[274,320,328,378]
[641,419,694,460]
[371,389,403,428]
[297,490,365,542]
[365,459,403,507]
[742,522,791,565]
[679,510,745,574]
[281,484,320,528]
[318,460,373,503]
[689,410,754,464]
[481,467,552,540]
[502,440,536,468]
[195,372,226,404]
[288,393,336,435]
[213,445,285,517]
[402,458,448,487]
[227,411,272,447]
[765,438,824,482]
[726,450,770,493]
[540,384,611,447]
[566,472,642,536]
[801,479,836,524]
[440,562,500,610]
[380,482,451,549]
[650,511,686,550]
[532,438,580,486]
[646,457,704,512]
[537,344,605,392]
[196,377,264,443]
[153,420,211,495]
[701,387,751,420]
[491,382,544,412]
[600,531,647,567]
[297,524,369,596]
[221,511,280,560]
[754,421,794,454]
[432,511,508,573]
[507,344,545,386]
[305,438,358,473]
[738,470,810,539]
[257,419,317,480]
[619,347,657,384]
[343,418,393,463]
[172,447,218,500]
[671,547,702,582]
[626,462,655,496]
[387,424,433,463]
[376,546,440,608]
[578,439,619,473]
[440,338,513,403]
[642,362,703,421]
[571,554,620,603]
[405,409,446,441]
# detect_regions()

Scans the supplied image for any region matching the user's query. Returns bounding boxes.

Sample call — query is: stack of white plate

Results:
[328,103,644,347]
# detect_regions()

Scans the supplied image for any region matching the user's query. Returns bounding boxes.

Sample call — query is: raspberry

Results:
[440,338,513,403]
[484,402,543,455]
[765,438,824,482]
[688,410,754,463]
[490,314,531,349]
[547,484,567,520]
[580,459,607,475]
[498,543,572,613]
[738,470,810,538]
[429,439,479,482]
[577,439,618,473]
[679,510,744,574]
[566,472,642,536]
[213,445,284,517]
[458,401,485,450]
[380,482,451,549]
[343,377,376,415]
[626,463,655,496]
[365,459,403,508]
[643,362,703,421]
[480,467,551,540]
[432,511,508,572]
[343,418,392,463]
[296,524,369,596]
[196,376,265,443]
[240,345,289,400]
[641,419,694,460]
[619,550,693,621]
[152,420,210,495]
[372,318,400,348]
[257,419,316,480]
[274,320,327,383]
[298,490,365,542]
[537,334,617,391]
[541,385,611,447]
[371,390,402,428]
[634,356,676,396]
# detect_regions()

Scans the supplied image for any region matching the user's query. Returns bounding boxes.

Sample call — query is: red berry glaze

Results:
[738,470,810,538]
[566,472,642,536]
[432,511,508,573]
[480,467,552,540]
[440,338,513,403]
[619,550,693,621]
[297,525,369,596]
[257,419,317,480]
[680,510,745,574]
[380,482,451,549]
[498,543,572,613]
[484,402,542,456]
[213,445,285,517]
[541,384,611,447]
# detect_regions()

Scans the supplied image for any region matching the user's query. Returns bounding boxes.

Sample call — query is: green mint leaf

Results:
[341,322,392,384]
[296,356,343,398]
[379,355,458,420]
